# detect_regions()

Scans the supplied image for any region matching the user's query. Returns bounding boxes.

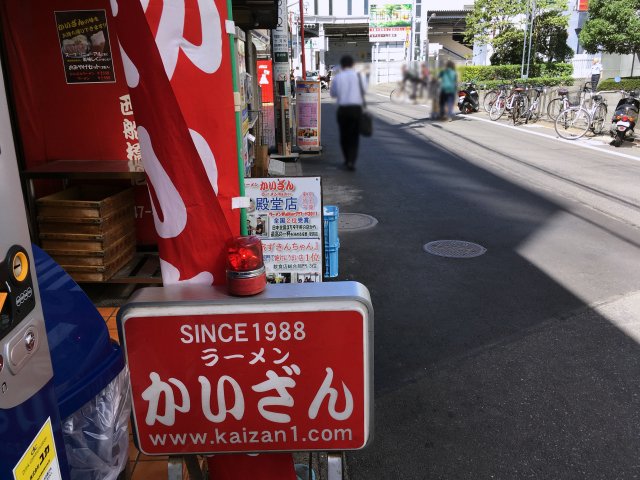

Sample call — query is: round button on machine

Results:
[24,330,36,352]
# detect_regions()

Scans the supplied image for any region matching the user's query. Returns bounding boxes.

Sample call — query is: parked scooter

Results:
[610,89,640,147]
[458,82,480,113]
[319,71,332,91]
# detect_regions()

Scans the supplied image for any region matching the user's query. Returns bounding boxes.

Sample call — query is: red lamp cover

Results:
[226,236,264,272]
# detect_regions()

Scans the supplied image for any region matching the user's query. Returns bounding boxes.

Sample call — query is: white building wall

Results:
[426,0,472,10]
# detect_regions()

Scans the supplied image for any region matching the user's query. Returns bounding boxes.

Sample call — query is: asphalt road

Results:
[299,87,640,479]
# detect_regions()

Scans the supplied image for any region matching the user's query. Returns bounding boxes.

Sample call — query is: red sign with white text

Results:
[124,310,369,454]
[257,60,274,104]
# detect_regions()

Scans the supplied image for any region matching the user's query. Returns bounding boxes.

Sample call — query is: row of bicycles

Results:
[483,82,609,140]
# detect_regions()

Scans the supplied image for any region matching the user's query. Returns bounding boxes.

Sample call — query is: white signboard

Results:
[369,1,412,43]
[244,177,323,283]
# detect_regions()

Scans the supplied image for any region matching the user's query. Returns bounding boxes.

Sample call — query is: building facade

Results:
[288,0,474,84]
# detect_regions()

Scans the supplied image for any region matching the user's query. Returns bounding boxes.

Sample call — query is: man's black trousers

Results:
[337,105,362,167]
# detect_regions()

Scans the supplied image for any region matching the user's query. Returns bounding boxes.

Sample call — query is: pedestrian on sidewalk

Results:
[438,61,458,121]
[590,57,602,90]
[330,55,366,171]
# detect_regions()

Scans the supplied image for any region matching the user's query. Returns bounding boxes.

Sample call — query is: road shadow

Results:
[301,99,640,478]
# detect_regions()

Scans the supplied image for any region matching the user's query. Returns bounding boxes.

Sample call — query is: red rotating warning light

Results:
[226,235,266,296]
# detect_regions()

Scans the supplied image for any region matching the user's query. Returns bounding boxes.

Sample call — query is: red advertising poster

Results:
[123,309,369,455]
[578,0,589,11]
[257,60,274,104]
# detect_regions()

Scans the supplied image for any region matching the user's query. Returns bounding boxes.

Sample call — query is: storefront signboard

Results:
[118,282,373,455]
[257,60,274,104]
[368,1,412,43]
[295,81,321,152]
[244,177,322,284]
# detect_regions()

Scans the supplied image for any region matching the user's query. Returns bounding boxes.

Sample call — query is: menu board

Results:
[55,10,115,84]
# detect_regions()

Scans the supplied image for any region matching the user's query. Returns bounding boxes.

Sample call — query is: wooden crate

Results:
[59,247,136,282]
[39,219,134,251]
[38,205,133,235]
[37,186,136,281]
[36,185,134,219]
[46,232,136,267]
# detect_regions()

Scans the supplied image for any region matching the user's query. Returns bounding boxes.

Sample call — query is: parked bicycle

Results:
[483,84,508,113]
[554,92,608,140]
[522,86,545,124]
[510,86,530,125]
[489,84,529,121]
[547,83,593,121]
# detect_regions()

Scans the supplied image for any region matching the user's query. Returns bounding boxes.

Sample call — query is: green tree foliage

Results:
[465,0,572,64]
[534,11,574,63]
[464,0,525,46]
[579,0,640,56]
[491,30,525,65]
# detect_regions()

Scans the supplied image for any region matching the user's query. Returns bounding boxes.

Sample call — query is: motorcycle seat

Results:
[557,88,569,96]
[513,87,525,92]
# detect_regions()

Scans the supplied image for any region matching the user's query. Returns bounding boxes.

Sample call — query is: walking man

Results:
[330,55,365,171]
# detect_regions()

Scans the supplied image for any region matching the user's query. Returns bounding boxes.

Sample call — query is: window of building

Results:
[575,28,583,54]
[314,0,318,15]
[416,5,421,17]
[365,0,369,14]
[348,0,352,15]
[329,0,332,15]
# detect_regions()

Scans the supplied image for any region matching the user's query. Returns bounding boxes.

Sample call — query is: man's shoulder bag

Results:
[359,75,373,137]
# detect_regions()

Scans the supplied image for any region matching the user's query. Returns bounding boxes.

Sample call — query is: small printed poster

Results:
[296,81,321,151]
[13,418,62,480]
[244,177,323,283]
[55,10,115,84]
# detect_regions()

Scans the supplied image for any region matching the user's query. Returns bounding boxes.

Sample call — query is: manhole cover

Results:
[338,213,378,231]
[423,240,487,258]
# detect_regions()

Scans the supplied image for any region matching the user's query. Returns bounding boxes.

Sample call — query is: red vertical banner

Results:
[257,60,274,104]
[111,0,234,285]
[578,0,589,11]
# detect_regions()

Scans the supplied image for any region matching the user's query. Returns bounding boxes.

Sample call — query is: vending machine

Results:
[0,54,69,480]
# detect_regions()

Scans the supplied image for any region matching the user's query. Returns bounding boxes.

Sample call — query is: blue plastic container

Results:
[323,205,339,248]
[323,206,340,278]
[33,245,130,480]
[324,243,340,278]
[33,245,124,419]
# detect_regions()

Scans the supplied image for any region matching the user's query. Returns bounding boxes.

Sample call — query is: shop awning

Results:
[232,0,278,29]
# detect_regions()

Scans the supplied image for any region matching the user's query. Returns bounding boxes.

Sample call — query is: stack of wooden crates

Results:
[36,185,136,282]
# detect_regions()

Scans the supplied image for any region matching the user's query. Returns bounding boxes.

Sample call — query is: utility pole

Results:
[299,0,306,79]
[520,0,536,79]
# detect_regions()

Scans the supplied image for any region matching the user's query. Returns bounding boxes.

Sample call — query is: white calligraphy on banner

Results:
[112,0,227,285]
[144,0,223,81]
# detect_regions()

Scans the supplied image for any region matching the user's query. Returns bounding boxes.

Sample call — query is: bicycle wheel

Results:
[483,90,499,113]
[554,107,591,140]
[591,103,608,135]
[390,87,407,104]
[546,98,565,121]
[512,95,528,125]
[489,96,506,120]
[511,98,522,124]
